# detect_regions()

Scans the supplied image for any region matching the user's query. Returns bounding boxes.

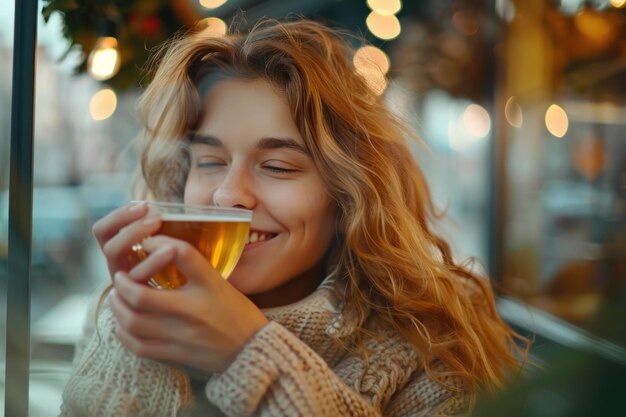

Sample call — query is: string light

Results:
[366,0,402,16]
[89,89,117,121]
[354,46,390,75]
[356,66,388,95]
[353,46,390,95]
[199,0,228,9]
[366,11,401,40]
[87,37,121,81]
[198,17,227,36]
[462,104,491,138]
[545,104,569,138]
[361,1,399,94]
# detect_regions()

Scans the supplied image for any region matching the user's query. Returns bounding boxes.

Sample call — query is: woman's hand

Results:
[108,235,269,374]
[92,201,163,281]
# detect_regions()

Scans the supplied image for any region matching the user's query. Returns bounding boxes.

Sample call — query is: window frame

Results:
[4,0,38,416]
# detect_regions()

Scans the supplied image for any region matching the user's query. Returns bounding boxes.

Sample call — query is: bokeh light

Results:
[366,0,402,16]
[87,37,121,81]
[198,17,227,36]
[495,0,516,22]
[89,89,117,121]
[463,104,491,138]
[610,0,626,9]
[199,0,228,9]
[366,12,402,40]
[545,104,569,138]
[574,9,612,45]
[452,10,479,36]
[505,96,523,128]
[356,66,388,95]
[354,45,390,75]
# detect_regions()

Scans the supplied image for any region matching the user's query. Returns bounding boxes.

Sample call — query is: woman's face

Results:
[184,78,336,307]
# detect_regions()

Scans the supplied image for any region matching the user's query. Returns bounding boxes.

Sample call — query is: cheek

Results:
[282,198,315,221]
[183,175,214,205]
[303,197,337,243]
[295,183,335,229]
[317,204,337,243]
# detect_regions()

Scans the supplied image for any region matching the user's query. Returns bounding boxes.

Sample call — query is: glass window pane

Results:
[10,0,623,415]
[0,1,14,414]
[498,1,626,347]
[27,3,137,415]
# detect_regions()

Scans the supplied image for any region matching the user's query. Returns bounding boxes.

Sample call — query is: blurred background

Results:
[1,0,625,415]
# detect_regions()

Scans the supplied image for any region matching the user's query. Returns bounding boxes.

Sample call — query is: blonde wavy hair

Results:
[134,18,529,400]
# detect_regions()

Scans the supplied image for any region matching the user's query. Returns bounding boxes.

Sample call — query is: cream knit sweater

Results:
[60,277,468,416]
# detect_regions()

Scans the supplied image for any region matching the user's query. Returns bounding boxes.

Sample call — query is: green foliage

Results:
[41,0,185,90]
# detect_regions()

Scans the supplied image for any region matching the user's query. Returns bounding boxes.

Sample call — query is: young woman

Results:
[61,19,528,417]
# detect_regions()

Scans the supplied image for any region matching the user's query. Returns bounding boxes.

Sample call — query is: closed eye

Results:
[264,165,297,174]
[197,161,224,168]
[193,157,227,172]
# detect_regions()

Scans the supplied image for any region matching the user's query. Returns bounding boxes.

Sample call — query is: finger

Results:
[109,288,179,340]
[92,201,149,247]
[113,271,184,315]
[101,215,163,264]
[141,236,223,290]
[128,243,177,284]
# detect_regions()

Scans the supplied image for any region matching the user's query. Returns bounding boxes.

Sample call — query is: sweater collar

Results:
[260,273,356,357]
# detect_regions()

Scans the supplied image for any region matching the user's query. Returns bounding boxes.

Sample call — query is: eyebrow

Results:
[257,137,309,155]
[190,134,309,155]
[189,133,222,147]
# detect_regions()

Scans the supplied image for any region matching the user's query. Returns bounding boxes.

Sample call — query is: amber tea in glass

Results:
[136,202,252,289]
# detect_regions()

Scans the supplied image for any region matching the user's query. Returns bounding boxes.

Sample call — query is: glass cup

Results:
[132,201,252,289]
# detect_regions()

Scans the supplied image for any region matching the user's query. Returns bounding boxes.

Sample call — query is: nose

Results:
[212,165,256,209]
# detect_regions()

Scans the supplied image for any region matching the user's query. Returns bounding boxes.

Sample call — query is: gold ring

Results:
[131,242,148,260]
[130,242,163,289]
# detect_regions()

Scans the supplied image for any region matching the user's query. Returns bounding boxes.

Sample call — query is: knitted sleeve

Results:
[59,307,192,417]
[205,321,382,417]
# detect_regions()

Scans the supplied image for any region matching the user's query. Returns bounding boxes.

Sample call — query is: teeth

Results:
[246,232,271,245]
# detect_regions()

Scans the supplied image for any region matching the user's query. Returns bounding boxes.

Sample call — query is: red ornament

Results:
[140,16,162,37]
